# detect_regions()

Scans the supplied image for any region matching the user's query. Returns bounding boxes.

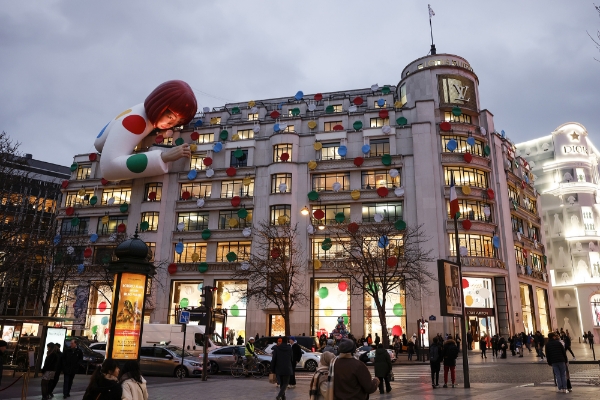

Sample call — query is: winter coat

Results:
[407,342,414,354]
[442,339,459,367]
[322,345,338,355]
[271,343,294,376]
[373,348,392,378]
[545,338,568,365]
[491,337,498,349]
[291,342,303,363]
[564,335,572,347]
[62,347,83,375]
[121,376,149,400]
[82,374,123,400]
[479,339,487,349]
[333,354,379,400]
[41,351,58,374]
[429,345,441,364]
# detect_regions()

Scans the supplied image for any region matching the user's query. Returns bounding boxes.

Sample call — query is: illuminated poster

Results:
[111,273,146,359]
[438,260,463,316]
[73,285,90,329]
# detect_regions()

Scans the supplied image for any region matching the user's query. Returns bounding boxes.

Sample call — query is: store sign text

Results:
[563,146,588,155]
[461,257,505,269]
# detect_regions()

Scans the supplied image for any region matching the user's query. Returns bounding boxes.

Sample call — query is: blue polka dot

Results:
[97,122,109,138]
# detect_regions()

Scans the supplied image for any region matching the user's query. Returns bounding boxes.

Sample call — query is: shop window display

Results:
[86,285,112,342]
[462,277,496,347]
[519,283,536,334]
[313,279,351,338]
[216,280,247,345]
[363,283,406,340]
[169,280,204,324]
[592,294,600,327]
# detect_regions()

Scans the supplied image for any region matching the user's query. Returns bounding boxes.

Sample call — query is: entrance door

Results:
[468,315,496,349]
[269,314,285,336]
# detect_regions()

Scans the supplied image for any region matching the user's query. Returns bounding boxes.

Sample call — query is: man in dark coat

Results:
[48,343,63,397]
[288,336,302,388]
[62,340,83,398]
[545,332,569,393]
[490,334,499,358]
[333,338,379,400]
[374,344,392,394]
[442,338,459,388]
[271,337,294,400]
[467,331,473,350]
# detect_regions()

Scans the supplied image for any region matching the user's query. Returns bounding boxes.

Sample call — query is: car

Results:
[88,342,106,356]
[139,345,203,378]
[355,348,397,364]
[263,343,321,372]
[254,336,318,352]
[64,339,105,374]
[206,345,271,375]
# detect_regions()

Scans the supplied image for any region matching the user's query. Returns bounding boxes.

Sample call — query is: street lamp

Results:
[301,206,310,216]
[301,206,316,335]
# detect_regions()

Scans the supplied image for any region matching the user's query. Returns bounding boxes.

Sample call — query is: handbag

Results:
[41,371,55,380]
[269,373,276,384]
[388,371,395,381]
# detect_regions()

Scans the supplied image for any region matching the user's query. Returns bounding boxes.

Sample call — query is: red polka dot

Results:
[122,115,146,135]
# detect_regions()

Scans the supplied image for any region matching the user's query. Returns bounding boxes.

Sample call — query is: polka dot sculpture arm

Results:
[96,103,169,180]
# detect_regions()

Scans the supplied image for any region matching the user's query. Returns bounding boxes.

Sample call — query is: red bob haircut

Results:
[144,80,197,126]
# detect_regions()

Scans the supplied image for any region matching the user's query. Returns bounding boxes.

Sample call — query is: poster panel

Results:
[73,285,90,328]
[437,259,463,317]
[42,328,67,366]
[111,273,146,359]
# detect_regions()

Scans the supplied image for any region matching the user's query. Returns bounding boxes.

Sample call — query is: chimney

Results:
[25,154,33,159]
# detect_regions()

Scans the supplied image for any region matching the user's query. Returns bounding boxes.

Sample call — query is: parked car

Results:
[264,343,320,372]
[354,348,396,364]
[88,342,106,356]
[206,345,271,375]
[254,336,318,353]
[64,339,105,374]
[139,345,203,378]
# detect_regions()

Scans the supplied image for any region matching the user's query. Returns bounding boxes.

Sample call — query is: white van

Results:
[142,324,220,356]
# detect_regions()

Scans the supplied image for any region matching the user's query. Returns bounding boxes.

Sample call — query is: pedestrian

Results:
[374,333,381,346]
[491,334,499,358]
[119,360,148,400]
[271,336,294,400]
[516,334,523,358]
[429,337,441,388]
[309,351,336,400]
[498,336,507,359]
[526,333,533,352]
[322,339,338,355]
[563,331,575,360]
[583,331,587,344]
[393,336,402,356]
[0,340,6,386]
[62,339,83,398]
[332,338,379,400]
[41,343,58,400]
[48,343,63,397]
[587,330,594,349]
[479,336,487,359]
[367,334,373,345]
[407,338,415,361]
[237,335,244,345]
[288,336,302,388]
[442,338,459,388]
[454,334,461,351]
[82,359,122,400]
[545,332,569,393]
[467,331,473,350]
[373,344,392,394]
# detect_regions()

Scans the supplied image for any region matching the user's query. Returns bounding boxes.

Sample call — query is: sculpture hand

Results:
[161,144,191,162]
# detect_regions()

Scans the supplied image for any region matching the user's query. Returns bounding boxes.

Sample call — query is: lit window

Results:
[97,216,128,235]
[236,129,254,140]
[192,132,214,144]
[190,154,208,171]
[324,121,343,132]
[174,242,207,263]
[75,164,92,180]
[443,167,488,189]
[248,113,259,121]
[221,179,254,198]
[65,190,95,207]
[448,200,492,222]
[441,135,484,156]
[320,142,341,161]
[216,241,251,262]
[144,183,162,202]
[177,212,209,231]
[101,188,131,205]
[311,204,350,226]
[219,210,252,229]
[155,136,173,145]
[283,125,295,133]
[180,182,211,200]
[273,144,292,162]
[399,84,407,107]
[374,101,387,109]
[210,117,222,125]
[311,172,350,192]
[370,118,389,128]
[369,139,389,157]
[140,212,159,231]
[270,205,291,225]
[444,112,472,124]
[271,173,292,193]
[362,202,403,223]
[449,233,495,258]
[361,170,400,189]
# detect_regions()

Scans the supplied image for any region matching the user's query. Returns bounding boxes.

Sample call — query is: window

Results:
[210,117,222,125]
[174,242,206,263]
[146,243,155,262]
[324,121,342,132]
[525,197,537,214]
[65,190,95,207]
[283,125,295,133]
[399,84,407,107]
[576,168,586,182]
[93,246,116,264]
[177,212,209,231]
[520,283,536,334]
[444,112,472,124]
[440,135,485,156]
[443,166,488,189]
[511,215,525,233]
[217,242,251,262]
[446,199,492,222]
[536,288,551,335]
[370,118,389,128]
[515,246,526,265]
[221,179,254,198]
[313,279,351,335]
[230,149,248,167]
[219,210,252,229]
[144,183,162,202]
[190,154,208,171]
[369,139,390,157]
[101,187,131,205]
[582,207,595,231]
[374,101,387,109]
[169,280,204,324]
[362,202,403,222]
[271,173,292,193]
[312,172,350,192]
[236,129,254,140]
[193,132,214,144]
[270,205,291,225]
[531,253,543,272]
[361,170,400,189]
[141,212,159,231]
[273,144,293,162]
[325,105,343,113]
[320,142,341,161]
[248,113,259,121]
[180,182,211,200]
[508,185,520,204]
[528,225,540,241]
[311,204,350,226]
[364,281,406,343]
[75,164,92,180]
[449,233,495,258]
[60,217,90,236]
[312,238,349,260]
[97,215,128,235]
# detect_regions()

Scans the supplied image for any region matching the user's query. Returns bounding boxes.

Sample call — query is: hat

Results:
[248,337,254,341]
[338,338,356,354]
[289,336,296,341]
[327,339,334,345]
[319,351,336,368]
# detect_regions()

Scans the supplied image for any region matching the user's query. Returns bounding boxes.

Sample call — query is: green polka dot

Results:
[175,138,184,146]
[126,154,148,173]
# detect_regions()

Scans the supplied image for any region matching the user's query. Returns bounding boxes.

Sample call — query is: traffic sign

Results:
[429,315,436,321]
[179,310,190,324]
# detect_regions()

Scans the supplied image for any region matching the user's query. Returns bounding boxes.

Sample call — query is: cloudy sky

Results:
[1,0,599,166]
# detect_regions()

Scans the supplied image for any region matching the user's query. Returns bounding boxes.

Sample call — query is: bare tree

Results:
[232,221,308,336]
[326,221,435,347]
[588,3,600,62]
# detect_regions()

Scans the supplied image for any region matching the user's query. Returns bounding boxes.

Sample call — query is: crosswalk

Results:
[295,365,432,380]
[539,369,600,387]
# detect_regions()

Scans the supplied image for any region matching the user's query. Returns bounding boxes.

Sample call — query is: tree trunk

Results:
[377,305,390,347]
[284,305,291,336]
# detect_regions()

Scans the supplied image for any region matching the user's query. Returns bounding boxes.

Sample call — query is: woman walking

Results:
[480,336,487,359]
[429,337,442,388]
[41,343,58,400]
[374,344,392,394]
[82,359,122,400]
[309,351,336,400]
[120,360,148,400]
[442,338,459,388]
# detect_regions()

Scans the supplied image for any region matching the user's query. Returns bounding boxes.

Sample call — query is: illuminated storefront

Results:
[169,280,204,324]
[363,283,406,340]
[313,279,351,338]
[216,280,247,344]
[463,277,496,347]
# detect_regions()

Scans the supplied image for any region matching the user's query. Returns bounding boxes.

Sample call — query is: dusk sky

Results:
[1,1,599,166]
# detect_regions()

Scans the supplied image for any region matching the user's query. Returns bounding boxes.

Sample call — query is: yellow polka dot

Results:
[115,109,132,120]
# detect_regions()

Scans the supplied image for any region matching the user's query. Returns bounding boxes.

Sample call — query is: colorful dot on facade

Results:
[115,109,132,120]
[122,115,146,135]
[96,122,109,138]
[126,153,148,173]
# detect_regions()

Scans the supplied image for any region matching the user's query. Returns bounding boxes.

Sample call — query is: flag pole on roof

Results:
[428,4,437,55]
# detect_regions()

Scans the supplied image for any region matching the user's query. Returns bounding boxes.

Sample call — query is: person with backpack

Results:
[82,359,122,400]
[120,360,148,400]
[309,351,336,400]
[374,344,392,394]
[429,337,442,388]
[442,338,459,388]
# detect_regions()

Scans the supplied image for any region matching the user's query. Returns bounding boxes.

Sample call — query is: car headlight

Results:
[187,362,201,367]
[83,356,91,361]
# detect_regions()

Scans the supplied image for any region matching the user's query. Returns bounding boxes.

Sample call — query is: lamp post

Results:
[105,230,155,363]
[301,205,316,336]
